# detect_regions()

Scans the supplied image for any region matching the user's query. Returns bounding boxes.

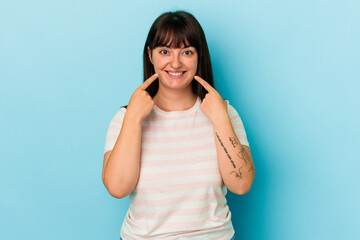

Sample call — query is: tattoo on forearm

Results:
[248,161,255,177]
[239,147,255,177]
[217,133,255,180]
[230,166,243,179]
[229,137,238,148]
[237,147,250,166]
[215,132,236,168]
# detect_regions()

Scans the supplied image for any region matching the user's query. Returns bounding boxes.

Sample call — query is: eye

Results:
[184,50,193,56]
[160,49,168,55]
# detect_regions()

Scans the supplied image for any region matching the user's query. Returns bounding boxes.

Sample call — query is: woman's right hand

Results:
[126,73,158,122]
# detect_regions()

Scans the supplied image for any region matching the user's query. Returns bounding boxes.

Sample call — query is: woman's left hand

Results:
[194,75,230,125]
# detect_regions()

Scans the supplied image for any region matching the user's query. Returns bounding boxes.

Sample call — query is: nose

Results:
[170,53,182,69]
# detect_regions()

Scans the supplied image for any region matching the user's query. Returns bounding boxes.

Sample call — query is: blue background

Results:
[1,0,359,239]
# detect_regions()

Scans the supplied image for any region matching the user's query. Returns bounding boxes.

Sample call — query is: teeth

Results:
[168,71,184,76]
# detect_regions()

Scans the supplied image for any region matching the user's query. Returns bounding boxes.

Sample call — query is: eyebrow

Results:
[161,44,193,48]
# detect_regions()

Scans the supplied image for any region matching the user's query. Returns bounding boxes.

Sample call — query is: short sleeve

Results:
[225,100,250,148]
[103,107,127,154]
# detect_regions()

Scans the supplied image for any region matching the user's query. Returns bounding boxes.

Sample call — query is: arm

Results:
[102,113,142,199]
[192,75,255,195]
[102,74,158,199]
[212,116,255,195]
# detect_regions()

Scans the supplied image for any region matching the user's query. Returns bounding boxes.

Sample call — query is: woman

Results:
[103,10,255,240]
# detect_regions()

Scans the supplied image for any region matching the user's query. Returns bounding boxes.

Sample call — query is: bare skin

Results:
[194,76,255,195]
[102,73,158,198]
[102,46,255,198]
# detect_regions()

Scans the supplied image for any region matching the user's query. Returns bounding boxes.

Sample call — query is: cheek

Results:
[152,58,167,70]
[190,59,198,71]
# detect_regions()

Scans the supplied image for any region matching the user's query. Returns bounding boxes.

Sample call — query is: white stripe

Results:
[130,198,227,213]
[130,187,225,201]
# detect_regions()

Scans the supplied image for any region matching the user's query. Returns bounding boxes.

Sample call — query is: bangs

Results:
[150,17,198,49]
[143,10,214,100]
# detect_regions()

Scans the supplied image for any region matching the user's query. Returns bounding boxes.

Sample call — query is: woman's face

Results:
[148,44,198,90]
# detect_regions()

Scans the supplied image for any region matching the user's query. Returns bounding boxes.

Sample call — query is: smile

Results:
[166,71,186,79]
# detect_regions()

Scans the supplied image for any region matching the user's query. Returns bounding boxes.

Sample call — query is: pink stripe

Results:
[135,225,229,240]
[141,142,215,155]
[146,112,201,120]
[124,217,229,239]
[131,190,225,208]
[142,120,212,132]
[142,131,212,143]
[132,200,227,219]
[228,108,236,114]
[145,217,228,231]
[140,168,220,182]
[124,208,148,233]
[232,123,243,128]
[230,114,239,121]
[136,181,222,194]
[140,154,217,168]
[139,168,220,182]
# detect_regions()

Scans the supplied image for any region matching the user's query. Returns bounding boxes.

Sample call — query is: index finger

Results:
[194,75,215,93]
[138,73,158,90]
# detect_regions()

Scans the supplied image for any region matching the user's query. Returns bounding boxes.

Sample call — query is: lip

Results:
[165,71,186,79]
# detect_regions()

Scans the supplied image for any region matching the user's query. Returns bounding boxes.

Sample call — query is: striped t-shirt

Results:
[104,96,250,240]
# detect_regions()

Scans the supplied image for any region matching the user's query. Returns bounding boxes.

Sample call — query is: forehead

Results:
[160,38,191,48]
[153,27,194,48]
[156,44,195,49]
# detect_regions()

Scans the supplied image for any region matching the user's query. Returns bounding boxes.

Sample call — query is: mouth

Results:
[165,71,186,79]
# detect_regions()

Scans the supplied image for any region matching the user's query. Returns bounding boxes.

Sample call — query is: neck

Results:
[153,87,198,112]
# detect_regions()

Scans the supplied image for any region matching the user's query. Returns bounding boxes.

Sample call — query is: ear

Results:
[147,46,153,64]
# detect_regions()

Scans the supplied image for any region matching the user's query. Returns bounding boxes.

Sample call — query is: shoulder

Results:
[223,99,234,109]
[115,106,127,116]
[224,99,237,114]
[109,107,127,123]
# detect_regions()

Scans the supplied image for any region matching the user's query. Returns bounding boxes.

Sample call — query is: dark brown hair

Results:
[144,10,214,99]
[121,10,214,109]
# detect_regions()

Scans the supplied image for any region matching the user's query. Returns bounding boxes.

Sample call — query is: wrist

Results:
[124,111,142,125]
[211,114,231,127]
